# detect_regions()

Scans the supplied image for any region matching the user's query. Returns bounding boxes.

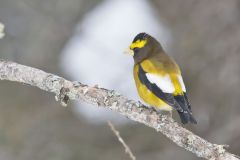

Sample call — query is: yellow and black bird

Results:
[126,33,197,124]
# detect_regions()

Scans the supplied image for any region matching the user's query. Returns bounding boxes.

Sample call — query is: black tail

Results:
[177,110,197,124]
[174,95,197,124]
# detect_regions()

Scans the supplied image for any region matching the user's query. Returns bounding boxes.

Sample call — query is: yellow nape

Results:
[130,39,147,49]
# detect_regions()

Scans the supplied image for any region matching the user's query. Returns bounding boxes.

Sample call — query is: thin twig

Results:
[0,59,239,160]
[108,121,136,160]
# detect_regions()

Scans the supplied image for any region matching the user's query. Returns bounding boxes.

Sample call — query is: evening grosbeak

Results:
[126,33,197,124]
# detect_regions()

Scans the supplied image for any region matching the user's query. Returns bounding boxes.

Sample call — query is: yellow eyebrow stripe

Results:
[130,39,147,49]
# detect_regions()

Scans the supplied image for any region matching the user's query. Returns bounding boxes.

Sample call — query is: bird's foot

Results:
[148,106,158,114]
[168,111,173,118]
[156,110,173,117]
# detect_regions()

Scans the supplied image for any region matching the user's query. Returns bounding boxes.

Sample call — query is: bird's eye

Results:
[133,48,140,53]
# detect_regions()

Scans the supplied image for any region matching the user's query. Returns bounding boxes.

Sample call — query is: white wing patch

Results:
[146,73,175,93]
[178,75,186,92]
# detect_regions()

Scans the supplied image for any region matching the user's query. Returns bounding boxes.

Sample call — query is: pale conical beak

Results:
[124,48,134,56]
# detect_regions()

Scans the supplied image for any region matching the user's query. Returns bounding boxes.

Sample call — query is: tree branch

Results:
[0,59,239,160]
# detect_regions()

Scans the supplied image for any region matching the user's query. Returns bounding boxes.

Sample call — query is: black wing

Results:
[138,64,183,112]
[138,64,197,124]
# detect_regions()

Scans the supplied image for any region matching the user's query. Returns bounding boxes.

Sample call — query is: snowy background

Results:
[61,0,171,123]
[1,0,240,159]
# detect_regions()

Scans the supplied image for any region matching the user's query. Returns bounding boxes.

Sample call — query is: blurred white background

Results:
[61,0,171,123]
[1,0,240,159]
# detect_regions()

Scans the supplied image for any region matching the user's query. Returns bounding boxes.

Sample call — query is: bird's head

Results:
[125,33,163,63]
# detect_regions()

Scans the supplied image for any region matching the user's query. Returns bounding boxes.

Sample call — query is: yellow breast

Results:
[133,64,172,111]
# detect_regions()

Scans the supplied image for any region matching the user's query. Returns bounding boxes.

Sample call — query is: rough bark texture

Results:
[0,59,239,160]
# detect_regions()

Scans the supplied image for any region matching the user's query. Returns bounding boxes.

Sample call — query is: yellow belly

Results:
[133,64,172,111]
